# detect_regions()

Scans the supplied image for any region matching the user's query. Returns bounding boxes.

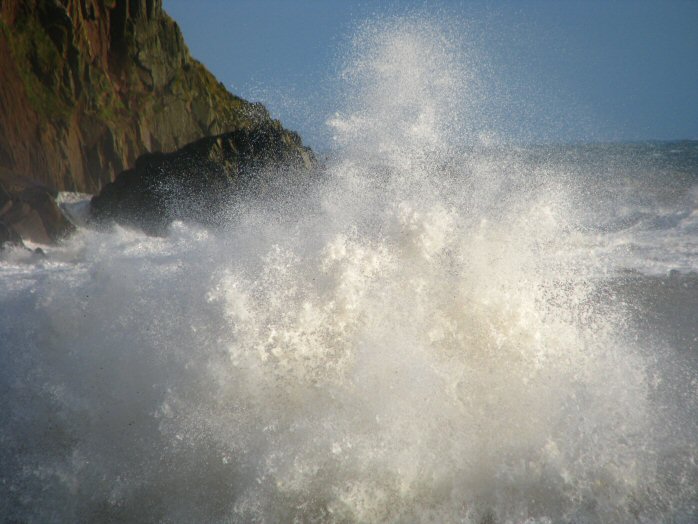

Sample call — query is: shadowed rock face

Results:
[0,169,75,248]
[90,123,315,235]
[0,0,306,194]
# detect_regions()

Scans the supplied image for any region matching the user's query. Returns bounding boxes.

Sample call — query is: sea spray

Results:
[1,15,697,523]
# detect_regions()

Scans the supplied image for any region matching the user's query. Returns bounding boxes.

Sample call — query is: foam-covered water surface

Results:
[2,16,697,523]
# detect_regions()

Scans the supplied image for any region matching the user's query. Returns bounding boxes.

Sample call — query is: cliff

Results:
[0,0,307,194]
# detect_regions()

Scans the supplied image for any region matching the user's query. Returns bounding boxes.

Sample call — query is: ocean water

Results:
[2,18,698,523]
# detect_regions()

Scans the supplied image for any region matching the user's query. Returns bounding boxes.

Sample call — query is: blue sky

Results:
[164,1,698,150]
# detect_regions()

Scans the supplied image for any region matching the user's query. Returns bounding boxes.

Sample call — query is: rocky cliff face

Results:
[0,0,307,194]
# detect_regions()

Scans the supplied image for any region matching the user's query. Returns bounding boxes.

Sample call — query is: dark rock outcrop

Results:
[0,169,74,247]
[0,221,24,249]
[90,123,315,234]
[0,0,306,194]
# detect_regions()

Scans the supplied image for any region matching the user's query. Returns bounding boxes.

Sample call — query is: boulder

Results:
[0,220,24,249]
[0,170,74,247]
[90,123,315,235]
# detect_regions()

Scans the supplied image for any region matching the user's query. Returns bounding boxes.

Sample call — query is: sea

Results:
[1,18,697,523]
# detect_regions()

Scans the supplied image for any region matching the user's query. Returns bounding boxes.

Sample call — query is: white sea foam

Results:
[1,15,697,523]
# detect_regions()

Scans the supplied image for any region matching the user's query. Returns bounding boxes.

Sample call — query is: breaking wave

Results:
[1,15,696,523]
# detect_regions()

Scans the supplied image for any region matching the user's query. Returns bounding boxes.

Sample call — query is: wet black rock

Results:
[90,123,315,235]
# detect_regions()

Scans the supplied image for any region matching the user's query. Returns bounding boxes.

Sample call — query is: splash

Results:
[1,16,696,523]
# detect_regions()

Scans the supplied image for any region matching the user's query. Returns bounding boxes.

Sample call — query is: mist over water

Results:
[2,17,698,522]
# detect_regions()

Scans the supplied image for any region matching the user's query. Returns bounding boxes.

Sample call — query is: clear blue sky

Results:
[164,0,698,150]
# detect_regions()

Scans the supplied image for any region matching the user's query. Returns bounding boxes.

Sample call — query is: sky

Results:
[164,0,698,150]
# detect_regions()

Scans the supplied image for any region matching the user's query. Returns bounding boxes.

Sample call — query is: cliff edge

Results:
[0,0,309,194]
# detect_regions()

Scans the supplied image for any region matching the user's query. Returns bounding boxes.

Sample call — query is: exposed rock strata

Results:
[0,0,306,194]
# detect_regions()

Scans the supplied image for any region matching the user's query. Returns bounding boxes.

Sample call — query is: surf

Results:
[1,15,696,523]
